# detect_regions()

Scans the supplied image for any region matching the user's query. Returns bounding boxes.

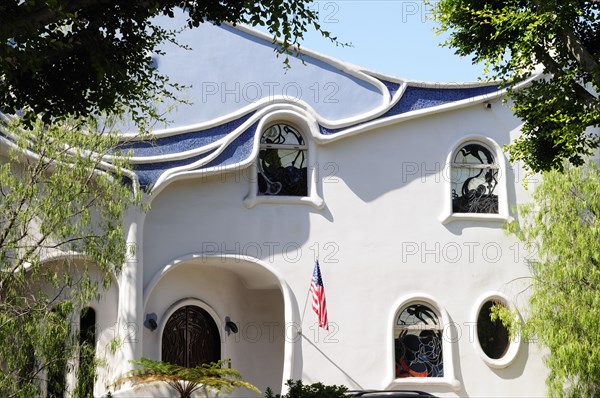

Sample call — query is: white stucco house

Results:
[16,14,552,398]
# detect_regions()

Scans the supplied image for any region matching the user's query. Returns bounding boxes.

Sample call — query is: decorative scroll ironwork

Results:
[258,123,308,196]
[162,305,220,368]
[394,304,443,378]
[451,143,499,214]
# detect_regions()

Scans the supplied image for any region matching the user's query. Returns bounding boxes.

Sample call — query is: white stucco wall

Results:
[151,12,385,128]
[133,100,547,397]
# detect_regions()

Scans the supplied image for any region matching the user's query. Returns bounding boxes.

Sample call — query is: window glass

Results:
[477,301,510,359]
[394,304,443,378]
[451,143,499,213]
[258,123,307,196]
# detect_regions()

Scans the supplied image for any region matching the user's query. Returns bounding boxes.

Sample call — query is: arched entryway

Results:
[162,305,220,367]
[143,255,297,395]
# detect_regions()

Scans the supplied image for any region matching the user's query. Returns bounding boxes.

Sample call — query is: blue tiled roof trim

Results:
[203,123,258,169]
[318,124,345,136]
[380,85,500,118]
[119,112,254,158]
[380,80,402,98]
[133,148,217,189]
[319,84,501,135]
[132,122,258,189]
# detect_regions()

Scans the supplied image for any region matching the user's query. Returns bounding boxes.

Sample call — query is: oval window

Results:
[477,300,510,359]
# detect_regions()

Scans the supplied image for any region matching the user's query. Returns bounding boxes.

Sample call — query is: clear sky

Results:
[297,0,487,83]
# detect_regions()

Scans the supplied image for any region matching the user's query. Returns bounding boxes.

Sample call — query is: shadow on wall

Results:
[142,172,317,285]
[326,106,521,205]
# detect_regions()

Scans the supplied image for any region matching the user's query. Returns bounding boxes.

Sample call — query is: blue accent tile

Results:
[381,85,500,117]
[319,84,501,136]
[380,80,402,98]
[132,123,257,189]
[319,125,345,135]
[203,123,258,168]
[133,148,217,189]
[120,112,254,157]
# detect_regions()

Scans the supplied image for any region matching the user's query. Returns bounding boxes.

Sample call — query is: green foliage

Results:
[265,380,348,398]
[0,0,344,124]
[506,163,600,397]
[73,340,98,398]
[430,0,600,173]
[117,358,260,398]
[74,307,100,398]
[0,116,139,397]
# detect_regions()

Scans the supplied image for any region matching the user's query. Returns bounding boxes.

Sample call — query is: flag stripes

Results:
[310,260,328,330]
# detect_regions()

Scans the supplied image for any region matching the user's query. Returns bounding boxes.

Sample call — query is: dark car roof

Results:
[346,390,437,398]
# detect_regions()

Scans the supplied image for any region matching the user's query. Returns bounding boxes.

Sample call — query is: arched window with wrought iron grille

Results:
[394,303,444,378]
[257,123,308,197]
[450,142,499,214]
[161,305,221,367]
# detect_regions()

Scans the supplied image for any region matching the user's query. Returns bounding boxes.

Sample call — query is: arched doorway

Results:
[144,256,292,393]
[161,305,221,367]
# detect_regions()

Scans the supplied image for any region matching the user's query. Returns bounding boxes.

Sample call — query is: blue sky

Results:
[297,1,487,83]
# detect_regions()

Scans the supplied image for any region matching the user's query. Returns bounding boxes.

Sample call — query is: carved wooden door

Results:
[162,305,220,367]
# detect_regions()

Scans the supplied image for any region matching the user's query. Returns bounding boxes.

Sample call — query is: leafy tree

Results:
[431,0,600,173]
[116,358,260,398]
[0,115,139,398]
[0,0,341,124]
[265,379,348,398]
[502,163,600,397]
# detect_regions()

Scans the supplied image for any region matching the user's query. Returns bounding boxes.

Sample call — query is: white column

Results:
[114,206,145,383]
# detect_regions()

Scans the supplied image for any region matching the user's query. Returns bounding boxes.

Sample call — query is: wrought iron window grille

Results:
[258,123,308,197]
[450,143,499,214]
[394,304,444,378]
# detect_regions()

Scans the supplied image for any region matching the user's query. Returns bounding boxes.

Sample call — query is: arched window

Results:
[450,142,499,214]
[162,305,220,367]
[257,123,308,197]
[394,303,443,378]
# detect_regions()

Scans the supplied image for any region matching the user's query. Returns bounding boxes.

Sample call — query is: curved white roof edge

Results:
[228,22,508,87]
[117,22,515,140]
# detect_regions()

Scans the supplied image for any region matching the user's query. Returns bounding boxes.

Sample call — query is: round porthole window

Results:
[477,300,510,359]
[472,293,521,368]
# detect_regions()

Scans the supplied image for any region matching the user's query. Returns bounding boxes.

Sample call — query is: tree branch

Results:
[8,0,158,32]
[533,44,598,106]
[556,25,600,87]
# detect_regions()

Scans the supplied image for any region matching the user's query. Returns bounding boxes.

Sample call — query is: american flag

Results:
[310,260,328,330]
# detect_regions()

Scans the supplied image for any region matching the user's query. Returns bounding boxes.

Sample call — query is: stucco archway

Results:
[143,254,297,395]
